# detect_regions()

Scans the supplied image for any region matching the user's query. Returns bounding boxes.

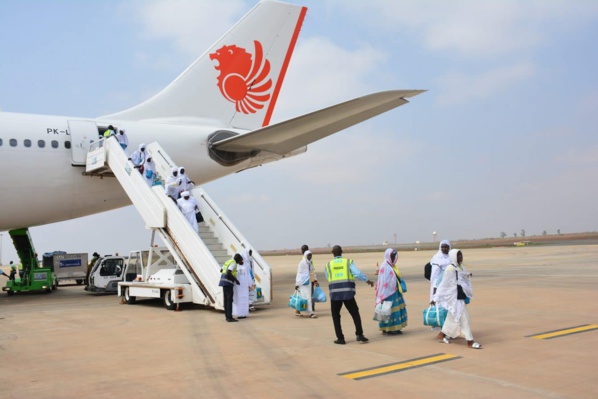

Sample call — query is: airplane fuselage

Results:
[0,111,292,231]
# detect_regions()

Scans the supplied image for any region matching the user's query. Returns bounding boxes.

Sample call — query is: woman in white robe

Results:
[144,156,156,186]
[294,250,317,318]
[433,249,482,349]
[178,166,195,193]
[165,177,182,202]
[129,143,146,167]
[429,240,451,301]
[242,249,257,310]
[233,258,251,318]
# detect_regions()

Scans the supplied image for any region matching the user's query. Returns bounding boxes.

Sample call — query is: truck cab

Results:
[87,255,127,293]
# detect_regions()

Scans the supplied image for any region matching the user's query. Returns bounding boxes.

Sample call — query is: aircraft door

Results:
[68,120,99,165]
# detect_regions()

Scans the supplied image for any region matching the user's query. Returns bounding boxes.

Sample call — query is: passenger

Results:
[301,244,317,313]
[295,250,317,318]
[233,251,252,319]
[429,240,451,302]
[176,191,200,233]
[374,248,408,335]
[144,156,156,186]
[178,166,195,193]
[165,177,183,203]
[325,245,374,345]
[116,129,129,150]
[433,249,482,349]
[129,143,146,169]
[243,249,257,311]
[85,252,100,287]
[219,254,242,323]
[103,125,116,138]
[165,167,179,188]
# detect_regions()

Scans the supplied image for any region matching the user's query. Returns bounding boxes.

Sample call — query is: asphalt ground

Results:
[1,244,597,398]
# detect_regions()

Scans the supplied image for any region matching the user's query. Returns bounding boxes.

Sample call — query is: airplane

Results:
[0,1,423,238]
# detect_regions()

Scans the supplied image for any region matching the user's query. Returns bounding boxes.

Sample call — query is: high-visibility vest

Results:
[103,129,114,138]
[219,259,237,287]
[325,257,356,300]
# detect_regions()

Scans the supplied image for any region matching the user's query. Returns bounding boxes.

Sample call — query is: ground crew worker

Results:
[8,261,17,281]
[219,254,242,322]
[18,262,24,279]
[325,245,374,345]
[86,252,100,287]
[103,125,116,138]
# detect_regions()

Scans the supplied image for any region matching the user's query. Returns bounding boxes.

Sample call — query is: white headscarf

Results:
[375,248,399,304]
[242,249,254,282]
[429,239,451,300]
[434,248,472,322]
[295,250,314,286]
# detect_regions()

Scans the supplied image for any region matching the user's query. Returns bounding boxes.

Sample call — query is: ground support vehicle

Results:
[44,252,88,285]
[86,255,127,293]
[118,247,199,311]
[3,228,56,295]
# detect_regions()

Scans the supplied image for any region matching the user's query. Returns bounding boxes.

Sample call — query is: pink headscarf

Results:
[375,248,398,304]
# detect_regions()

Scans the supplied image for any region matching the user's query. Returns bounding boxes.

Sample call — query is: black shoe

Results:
[226,318,238,322]
[388,330,403,335]
[356,335,369,343]
[238,316,247,319]
[334,339,346,345]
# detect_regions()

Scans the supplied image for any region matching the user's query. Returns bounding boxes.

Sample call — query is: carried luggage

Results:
[288,291,307,311]
[423,305,447,327]
[373,301,392,322]
[312,286,327,303]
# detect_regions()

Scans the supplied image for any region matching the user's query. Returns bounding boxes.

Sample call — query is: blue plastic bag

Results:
[312,286,327,303]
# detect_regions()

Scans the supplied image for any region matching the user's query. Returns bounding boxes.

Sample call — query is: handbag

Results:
[312,286,327,303]
[399,278,407,293]
[195,211,204,223]
[422,305,447,327]
[288,291,307,311]
[373,301,392,322]
[145,169,153,178]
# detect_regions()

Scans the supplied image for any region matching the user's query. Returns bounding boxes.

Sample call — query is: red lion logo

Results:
[209,40,272,114]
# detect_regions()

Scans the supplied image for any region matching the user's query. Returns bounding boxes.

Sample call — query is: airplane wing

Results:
[211,90,425,155]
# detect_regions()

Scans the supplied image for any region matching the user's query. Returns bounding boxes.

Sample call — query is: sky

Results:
[1,0,597,263]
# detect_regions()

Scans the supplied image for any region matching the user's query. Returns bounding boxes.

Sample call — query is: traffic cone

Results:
[375,262,379,275]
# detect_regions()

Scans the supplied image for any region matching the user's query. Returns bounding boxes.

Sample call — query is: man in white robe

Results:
[176,191,200,233]
[233,260,251,318]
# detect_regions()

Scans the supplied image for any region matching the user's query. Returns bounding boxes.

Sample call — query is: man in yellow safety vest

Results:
[325,245,374,345]
[219,254,242,322]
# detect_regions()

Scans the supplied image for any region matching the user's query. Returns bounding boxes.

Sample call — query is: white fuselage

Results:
[0,111,277,231]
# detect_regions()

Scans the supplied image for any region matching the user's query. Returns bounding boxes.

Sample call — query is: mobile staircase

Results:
[85,137,271,310]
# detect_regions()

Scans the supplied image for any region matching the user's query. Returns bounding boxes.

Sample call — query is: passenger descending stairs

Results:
[85,136,272,310]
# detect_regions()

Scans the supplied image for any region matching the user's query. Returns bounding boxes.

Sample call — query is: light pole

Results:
[432,231,437,242]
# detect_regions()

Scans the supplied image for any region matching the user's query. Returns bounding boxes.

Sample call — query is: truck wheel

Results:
[163,290,176,310]
[124,287,136,304]
[76,279,83,285]
[7,290,14,296]
[46,285,53,293]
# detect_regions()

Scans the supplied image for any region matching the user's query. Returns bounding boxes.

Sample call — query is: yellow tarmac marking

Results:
[527,324,598,340]
[338,353,461,380]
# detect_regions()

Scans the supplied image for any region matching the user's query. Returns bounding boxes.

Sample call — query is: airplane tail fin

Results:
[103,1,306,130]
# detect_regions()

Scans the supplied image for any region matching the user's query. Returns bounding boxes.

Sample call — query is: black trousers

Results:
[222,285,234,320]
[330,297,363,340]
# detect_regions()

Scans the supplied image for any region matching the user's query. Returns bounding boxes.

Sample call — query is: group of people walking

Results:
[286,240,482,348]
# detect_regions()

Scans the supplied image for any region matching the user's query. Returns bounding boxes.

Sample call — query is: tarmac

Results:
[1,244,597,398]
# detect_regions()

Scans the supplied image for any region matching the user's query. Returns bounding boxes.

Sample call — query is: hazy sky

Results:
[1,0,597,263]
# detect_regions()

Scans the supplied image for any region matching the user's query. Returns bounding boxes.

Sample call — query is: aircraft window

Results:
[0,138,2,146]
[10,139,17,147]
[65,141,71,149]
[38,140,46,148]
[24,139,32,147]
[51,140,59,148]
